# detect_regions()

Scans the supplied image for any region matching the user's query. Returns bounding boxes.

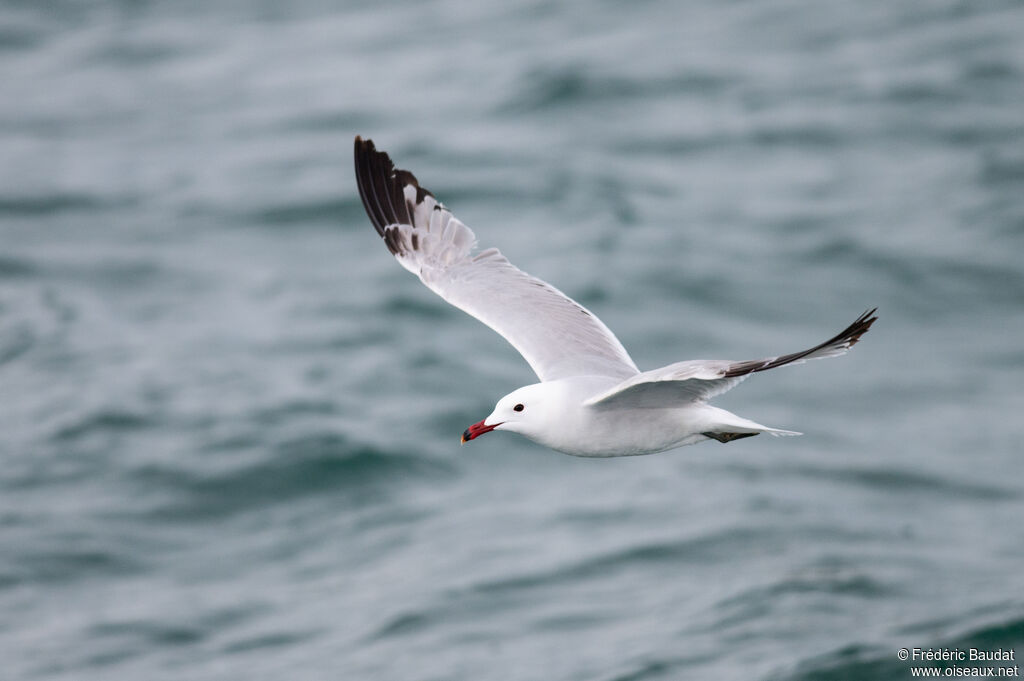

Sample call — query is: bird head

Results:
[461,384,549,444]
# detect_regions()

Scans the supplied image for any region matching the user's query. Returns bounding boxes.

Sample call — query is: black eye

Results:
[513,403,524,412]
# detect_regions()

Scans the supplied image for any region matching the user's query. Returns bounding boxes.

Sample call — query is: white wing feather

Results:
[583,361,748,408]
[354,137,639,382]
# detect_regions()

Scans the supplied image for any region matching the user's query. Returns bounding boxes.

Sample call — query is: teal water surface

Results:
[2,1,1023,679]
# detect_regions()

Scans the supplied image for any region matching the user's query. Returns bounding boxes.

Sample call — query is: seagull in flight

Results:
[354,136,876,457]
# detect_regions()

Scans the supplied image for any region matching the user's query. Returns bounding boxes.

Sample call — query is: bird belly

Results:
[545,406,709,457]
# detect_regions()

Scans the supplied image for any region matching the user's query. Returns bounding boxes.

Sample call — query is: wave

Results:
[467,527,767,596]
[772,610,1024,681]
[0,534,145,591]
[715,460,1019,502]
[365,527,771,643]
[0,323,34,367]
[134,432,454,521]
[0,192,132,216]
[82,602,276,667]
[499,66,730,113]
[0,255,37,278]
[784,463,1018,502]
[718,570,893,613]
[52,410,154,443]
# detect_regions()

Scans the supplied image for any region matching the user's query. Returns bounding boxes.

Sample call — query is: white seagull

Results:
[354,137,876,457]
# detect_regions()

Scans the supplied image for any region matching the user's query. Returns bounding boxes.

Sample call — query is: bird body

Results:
[354,136,876,457]
[468,377,796,457]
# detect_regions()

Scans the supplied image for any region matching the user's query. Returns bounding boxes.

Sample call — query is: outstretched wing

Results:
[585,309,877,409]
[354,136,639,382]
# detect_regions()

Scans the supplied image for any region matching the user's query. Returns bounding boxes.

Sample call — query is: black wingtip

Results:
[353,136,437,255]
[353,135,378,160]
[844,307,878,348]
[353,135,391,237]
[723,308,879,378]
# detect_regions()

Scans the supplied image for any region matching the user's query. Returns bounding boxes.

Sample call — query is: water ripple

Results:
[134,433,453,521]
[772,611,1024,681]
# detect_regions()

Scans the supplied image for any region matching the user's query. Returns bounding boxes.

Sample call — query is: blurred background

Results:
[2,0,1023,679]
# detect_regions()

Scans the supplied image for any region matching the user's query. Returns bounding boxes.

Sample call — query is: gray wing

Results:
[354,136,640,382]
[584,310,877,409]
